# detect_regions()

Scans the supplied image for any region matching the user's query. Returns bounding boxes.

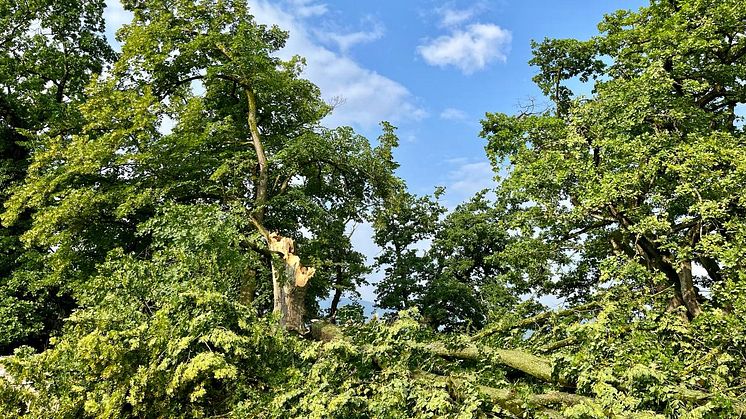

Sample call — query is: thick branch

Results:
[419,372,591,417]
[561,220,613,241]
[677,259,701,317]
[424,342,573,387]
[245,87,269,224]
[471,301,601,341]
[698,256,722,283]
[312,322,570,386]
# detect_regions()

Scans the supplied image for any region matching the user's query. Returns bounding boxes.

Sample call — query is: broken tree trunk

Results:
[238,79,317,332]
[268,232,315,332]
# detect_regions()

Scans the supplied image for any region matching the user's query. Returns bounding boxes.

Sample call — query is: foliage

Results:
[1,0,746,418]
[373,189,445,312]
[334,301,366,325]
[2,0,398,329]
[0,0,115,352]
[374,190,519,331]
[480,0,746,318]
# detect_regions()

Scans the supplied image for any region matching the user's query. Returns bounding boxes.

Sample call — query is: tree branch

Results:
[471,300,601,341]
[417,372,591,417]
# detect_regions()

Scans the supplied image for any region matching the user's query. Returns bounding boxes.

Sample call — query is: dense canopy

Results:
[1,0,745,418]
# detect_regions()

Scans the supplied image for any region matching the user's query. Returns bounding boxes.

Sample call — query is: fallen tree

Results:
[304,294,746,418]
[3,285,746,418]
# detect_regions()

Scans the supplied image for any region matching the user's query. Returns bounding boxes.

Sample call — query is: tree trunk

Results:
[678,259,701,318]
[329,287,342,323]
[240,82,316,331]
[328,266,344,322]
[272,261,309,332]
[268,233,315,332]
[238,268,256,306]
[606,206,703,319]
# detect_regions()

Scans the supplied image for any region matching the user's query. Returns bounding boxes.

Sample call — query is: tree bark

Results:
[267,233,315,332]
[419,372,591,417]
[272,259,309,333]
[678,259,701,318]
[424,341,573,387]
[240,82,316,331]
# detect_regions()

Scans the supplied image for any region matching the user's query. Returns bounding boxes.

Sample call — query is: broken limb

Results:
[416,372,591,417]
[471,301,601,341]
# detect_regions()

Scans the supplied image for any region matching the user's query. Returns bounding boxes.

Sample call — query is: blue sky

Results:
[103,0,647,304]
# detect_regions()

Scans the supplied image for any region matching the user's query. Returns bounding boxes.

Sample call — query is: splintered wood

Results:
[268,232,316,287]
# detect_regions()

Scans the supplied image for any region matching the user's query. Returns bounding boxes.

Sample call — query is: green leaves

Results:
[481,0,746,314]
[1,0,745,417]
[0,0,115,352]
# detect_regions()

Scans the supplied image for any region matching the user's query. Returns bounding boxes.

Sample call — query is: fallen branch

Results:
[312,322,572,387]
[417,372,591,417]
[424,341,573,387]
[310,322,746,415]
[471,301,601,342]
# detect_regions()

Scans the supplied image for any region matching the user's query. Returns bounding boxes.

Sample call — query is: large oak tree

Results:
[481,0,746,319]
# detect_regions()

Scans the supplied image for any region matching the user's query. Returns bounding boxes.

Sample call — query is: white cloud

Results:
[440,8,475,27]
[316,21,385,53]
[418,23,511,74]
[440,107,468,121]
[251,1,426,128]
[442,159,496,207]
[286,0,328,18]
[101,1,423,130]
[448,160,494,195]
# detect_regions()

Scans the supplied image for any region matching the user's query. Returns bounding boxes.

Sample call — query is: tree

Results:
[373,188,444,312]
[0,0,114,352]
[3,1,746,417]
[481,0,746,318]
[374,190,518,331]
[2,0,398,333]
[421,192,516,331]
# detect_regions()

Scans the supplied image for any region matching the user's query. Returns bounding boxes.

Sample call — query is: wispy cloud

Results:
[442,159,496,207]
[440,107,468,121]
[286,0,328,18]
[418,23,511,74]
[251,1,426,128]
[316,19,385,53]
[102,1,424,130]
[435,3,485,28]
[439,8,475,27]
